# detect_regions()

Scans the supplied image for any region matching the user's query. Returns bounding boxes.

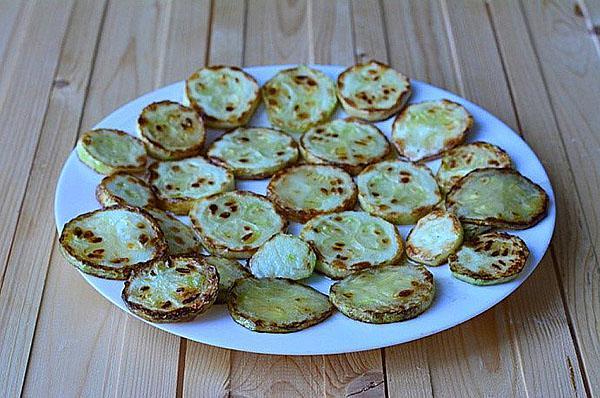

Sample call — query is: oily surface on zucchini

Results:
[122,255,219,322]
[228,277,334,333]
[262,65,337,136]
[77,129,147,174]
[137,100,205,160]
[96,172,157,208]
[446,168,549,229]
[208,127,298,179]
[330,264,435,324]
[405,210,463,266]
[267,164,357,223]
[185,65,260,128]
[436,142,512,193]
[300,118,391,175]
[449,232,530,285]
[392,99,472,162]
[59,206,166,280]
[300,211,403,279]
[149,156,234,214]
[337,60,411,121]
[190,191,286,258]
[249,233,316,280]
[356,160,442,224]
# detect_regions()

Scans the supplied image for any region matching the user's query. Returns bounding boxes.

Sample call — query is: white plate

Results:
[55,65,555,355]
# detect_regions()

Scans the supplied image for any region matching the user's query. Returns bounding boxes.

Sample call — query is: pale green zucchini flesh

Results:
[77,129,147,175]
[227,278,334,333]
[249,234,316,280]
[330,264,435,323]
[204,255,251,304]
[406,210,463,266]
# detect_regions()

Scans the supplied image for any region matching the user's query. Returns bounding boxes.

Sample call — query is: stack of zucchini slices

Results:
[60,61,549,332]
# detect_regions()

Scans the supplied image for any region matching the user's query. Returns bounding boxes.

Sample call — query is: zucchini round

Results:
[207,127,298,179]
[391,99,473,161]
[449,232,530,285]
[445,168,549,229]
[267,164,357,223]
[96,172,158,208]
[262,65,337,137]
[76,129,147,175]
[184,65,260,128]
[330,264,434,323]
[405,210,463,266]
[227,277,334,333]
[356,160,442,224]
[122,255,219,322]
[137,100,205,160]
[59,206,167,280]
[337,60,411,121]
[248,233,316,280]
[300,117,391,175]
[436,142,512,193]
[300,211,404,279]
[190,191,287,259]
[148,156,234,215]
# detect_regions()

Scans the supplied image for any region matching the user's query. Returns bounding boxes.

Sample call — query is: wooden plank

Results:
[350,0,387,63]
[308,0,354,65]
[245,0,309,66]
[490,0,600,394]
[22,2,210,396]
[0,0,74,290]
[180,1,241,396]
[381,0,586,396]
[0,2,98,396]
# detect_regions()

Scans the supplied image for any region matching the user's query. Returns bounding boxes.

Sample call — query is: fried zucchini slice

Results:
[356,160,442,224]
[136,100,205,160]
[391,99,473,162]
[300,211,403,279]
[336,60,411,122]
[204,255,251,304]
[462,222,492,241]
[76,129,147,175]
[436,142,512,193]
[149,156,234,215]
[267,164,357,223]
[207,127,298,179]
[262,65,337,137]
[184,65,260,128]
[330,264,434,324]
[145,208,202,256]
[446,168,549,229]
[248,234,316,280]
[190,191,287,259]
[227,278,334,333]
[96,172,158,208]
[59,206,167,280]
[122,255,219,322]
[405,210,463,266]
[449,232,530,285]
[300,118,391,175]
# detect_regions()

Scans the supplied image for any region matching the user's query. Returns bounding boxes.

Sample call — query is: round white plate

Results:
[55,65,555,355]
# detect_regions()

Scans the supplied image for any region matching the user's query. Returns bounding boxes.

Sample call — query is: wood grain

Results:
[21,2,213,396]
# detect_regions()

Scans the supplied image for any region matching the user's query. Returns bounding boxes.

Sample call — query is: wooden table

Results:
[1,0,598,396]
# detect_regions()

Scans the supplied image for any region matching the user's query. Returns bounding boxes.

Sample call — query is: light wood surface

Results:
[1,1,598,397]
